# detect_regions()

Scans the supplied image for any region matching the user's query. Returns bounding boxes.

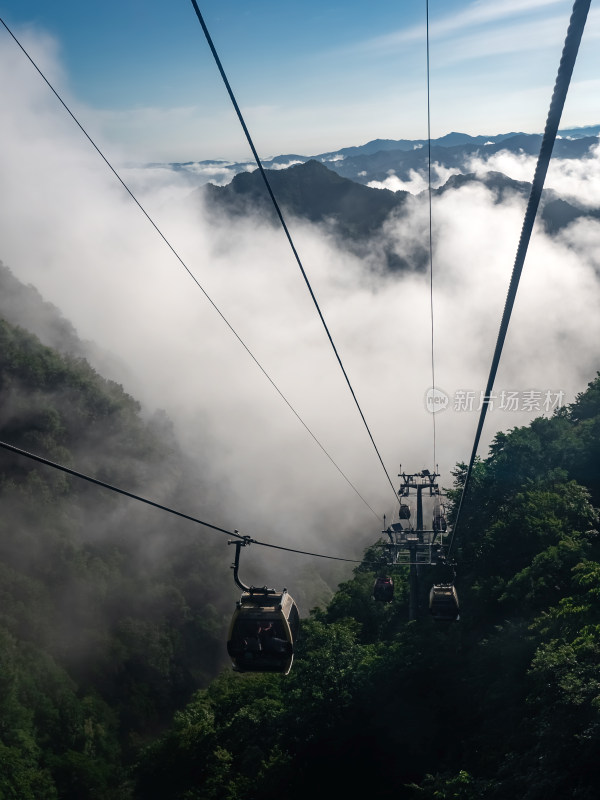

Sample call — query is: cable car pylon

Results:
[375,468,458,621]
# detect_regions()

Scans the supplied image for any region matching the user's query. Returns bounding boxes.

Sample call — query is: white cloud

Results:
[270,160,305,170]
[2,31,600,594]
[467,141,600,207]
[368,164,462,194]
[369,171,427,194]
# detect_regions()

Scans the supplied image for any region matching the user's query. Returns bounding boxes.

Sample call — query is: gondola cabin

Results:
[227,589,300,674]
[373,575,394,602]
[429,583,459,622]
[432,512,447,532]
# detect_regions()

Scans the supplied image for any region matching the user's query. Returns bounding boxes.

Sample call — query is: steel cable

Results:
[0,16,381,521]
[0,439,376,565]
[447,0,591,558]
[189,0,399,504]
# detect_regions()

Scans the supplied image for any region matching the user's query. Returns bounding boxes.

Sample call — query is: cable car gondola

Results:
[429,583,459,622]
[373,575,394,602]
[227,588,300,674]
[432,511,447,532]
[226,537,300,674]
[432,491,447,533]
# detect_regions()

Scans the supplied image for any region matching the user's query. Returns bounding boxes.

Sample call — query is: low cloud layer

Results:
[2,33,600,585]
[368,163,462,193]
[467,142,600,207]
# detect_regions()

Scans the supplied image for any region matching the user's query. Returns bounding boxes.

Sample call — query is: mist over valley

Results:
[2,12,600,798]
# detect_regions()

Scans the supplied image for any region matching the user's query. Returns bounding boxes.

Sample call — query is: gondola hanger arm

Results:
[228,535,276,594]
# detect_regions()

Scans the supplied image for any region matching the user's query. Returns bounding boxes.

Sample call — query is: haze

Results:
[1,28,599,580]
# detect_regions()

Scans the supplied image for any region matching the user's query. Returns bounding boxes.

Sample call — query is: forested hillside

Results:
[203,159,413,270]
[2,263,600,799]
[0,304,233,797]
[134,374,600,800]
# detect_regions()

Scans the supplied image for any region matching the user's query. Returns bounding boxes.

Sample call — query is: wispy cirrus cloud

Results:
[353,0,570,53]
[432,15,571,66]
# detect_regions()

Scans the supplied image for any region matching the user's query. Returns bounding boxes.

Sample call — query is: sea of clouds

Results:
[1,29,599,590]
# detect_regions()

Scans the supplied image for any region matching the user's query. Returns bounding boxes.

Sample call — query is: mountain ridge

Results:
[155,124,600,187]
[202,156,600,271]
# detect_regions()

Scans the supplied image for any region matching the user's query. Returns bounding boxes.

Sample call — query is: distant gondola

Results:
[373,575,394,602]
[227,589,300,674]
[432,492,447,532]
[429,583,459,622]
[432,512,447,532]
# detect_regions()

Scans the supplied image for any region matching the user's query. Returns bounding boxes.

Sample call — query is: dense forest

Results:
[1,265,600,797]
[0,286,233,798]
[134,375,600,799]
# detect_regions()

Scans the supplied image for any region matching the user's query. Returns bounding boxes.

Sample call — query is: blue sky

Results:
[0,0,598,161]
